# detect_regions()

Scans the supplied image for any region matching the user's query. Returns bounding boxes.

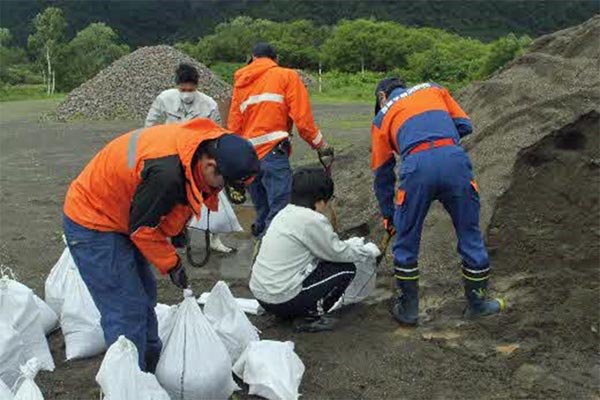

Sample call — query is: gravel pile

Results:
[56,45,231,121]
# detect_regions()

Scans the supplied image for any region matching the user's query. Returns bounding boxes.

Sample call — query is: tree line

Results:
[1,7,532,95]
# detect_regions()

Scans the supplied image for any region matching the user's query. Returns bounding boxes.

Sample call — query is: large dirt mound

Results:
[55,45,231,121]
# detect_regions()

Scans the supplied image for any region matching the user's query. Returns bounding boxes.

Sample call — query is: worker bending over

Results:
[371,77,504,326]
[63,118,259,371]
[228,42,333,238]
[250,168,379,332]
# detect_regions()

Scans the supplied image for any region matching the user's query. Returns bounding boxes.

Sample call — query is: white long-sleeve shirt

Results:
[250,204,374,304]
[144,88,221,127]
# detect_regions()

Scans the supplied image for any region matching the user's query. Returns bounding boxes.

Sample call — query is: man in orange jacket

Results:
[62,118,259,371]
[228,42,333,237]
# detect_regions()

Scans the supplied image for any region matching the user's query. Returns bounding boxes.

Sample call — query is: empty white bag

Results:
[203,281,259,363]
[155,289,238,400]
[44,247,74,316]
[189,191,242,234]
[0,277,54,374]
[233,340,305,400]
[60,265,106,360]
[13,358,44,400]
[0,377,13,400]
[96,336,169,400]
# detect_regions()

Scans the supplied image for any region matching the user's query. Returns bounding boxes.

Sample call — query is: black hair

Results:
[175,63,199,85]
[191,138,217,172]
[291,168,334,210]
[252,42,277,60]
[374,77,407,115]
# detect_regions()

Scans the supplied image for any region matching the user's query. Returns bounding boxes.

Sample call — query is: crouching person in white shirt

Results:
[250,167,377,332]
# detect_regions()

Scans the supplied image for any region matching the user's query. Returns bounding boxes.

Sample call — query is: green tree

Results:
[57,22,129,91]
[480,33,531,76]
[0,27,40,86]
[27,7,66,95]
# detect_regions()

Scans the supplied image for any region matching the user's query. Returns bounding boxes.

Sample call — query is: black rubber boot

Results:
[391,263,419,325]
[463,277,505,318]
[293,315,337,333]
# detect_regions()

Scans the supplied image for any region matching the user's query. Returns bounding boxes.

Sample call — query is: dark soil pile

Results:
[55,45,231,121]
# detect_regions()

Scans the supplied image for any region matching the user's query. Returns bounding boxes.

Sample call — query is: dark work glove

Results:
[168,260,188,289]
[225,183,247,205]
[317,142,334,158]
[171,230,189,249]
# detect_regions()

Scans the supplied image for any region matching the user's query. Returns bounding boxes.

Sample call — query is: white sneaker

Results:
[210,233,234,253]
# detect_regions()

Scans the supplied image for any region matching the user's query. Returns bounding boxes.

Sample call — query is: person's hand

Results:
[317,142,334,158]
[171,230,189,249]
[383,216,396,236]
[168,260,188,289]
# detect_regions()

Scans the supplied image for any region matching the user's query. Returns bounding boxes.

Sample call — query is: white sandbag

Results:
[233,340,305,400]
[61,265,106,360]
[155,289,238,400]
[203,281,259,363]
[0,277,54,373]
[197,293,264,315]
[0,320,26,393]
[32,293,58,336]
[154,303,176,343]
[0,377,13,400]
[189,191,242,233]
[330,240,380,312]
[44,247,74,316]
[96,336,169,400]
[13,358,44,400]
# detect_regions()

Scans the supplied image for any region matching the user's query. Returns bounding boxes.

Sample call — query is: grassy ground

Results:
[0,84,65,102]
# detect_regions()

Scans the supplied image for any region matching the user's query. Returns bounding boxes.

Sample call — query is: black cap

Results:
[213,134,260,183]
[252,42,277,60]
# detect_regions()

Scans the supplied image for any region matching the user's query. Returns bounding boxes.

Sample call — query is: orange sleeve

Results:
[227,86,244,134]
[371,122,394,171]
[130,226,179,275]
[284,70,323,149]
[442,88,469,119]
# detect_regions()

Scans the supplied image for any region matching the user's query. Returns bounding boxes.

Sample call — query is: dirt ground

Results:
[0,99,598,399]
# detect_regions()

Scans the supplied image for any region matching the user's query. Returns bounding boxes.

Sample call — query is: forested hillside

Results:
[2,0,598,47]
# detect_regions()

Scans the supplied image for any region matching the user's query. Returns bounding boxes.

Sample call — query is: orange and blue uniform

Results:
[371,82,490,282]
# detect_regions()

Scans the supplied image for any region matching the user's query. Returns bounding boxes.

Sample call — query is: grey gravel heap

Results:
[56,45,231,121]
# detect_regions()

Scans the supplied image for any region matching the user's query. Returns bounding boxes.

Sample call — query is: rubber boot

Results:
[391,279,419,326]
[463,278,505,318]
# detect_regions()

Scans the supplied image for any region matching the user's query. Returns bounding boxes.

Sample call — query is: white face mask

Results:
[180,92,195,104]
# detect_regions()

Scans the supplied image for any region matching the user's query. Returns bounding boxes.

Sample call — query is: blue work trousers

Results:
[248,148,292,237]
[63,215,161,371]
[393,145,489,271]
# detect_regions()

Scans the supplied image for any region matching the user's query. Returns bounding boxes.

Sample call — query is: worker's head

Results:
[251,42,278,62]
[175,63,199,104]
[374,77,406,115]
[192,134,260,191]
[291,168,334,213]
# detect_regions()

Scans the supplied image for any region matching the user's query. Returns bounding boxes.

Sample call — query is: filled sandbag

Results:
[154,303,176,343]
[0,276,54,374]
[96,336,169,400]
[0,320,26,393]
[60,265,106,360]
[44,246,74,316]
[203,281,259,363]
[0,377,13,400]
[155,289,238,400]
[13,358,44,400]
[233,340,305,400]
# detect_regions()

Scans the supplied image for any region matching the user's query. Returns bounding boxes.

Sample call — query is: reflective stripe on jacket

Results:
[228,58,323,159]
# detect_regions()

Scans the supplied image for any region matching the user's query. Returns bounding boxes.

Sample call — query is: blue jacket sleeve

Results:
[373,157,396,219]
[453,117,473,138]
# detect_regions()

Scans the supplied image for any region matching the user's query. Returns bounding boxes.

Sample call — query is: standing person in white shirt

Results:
[250,168,380,332]
[145,63,233,253]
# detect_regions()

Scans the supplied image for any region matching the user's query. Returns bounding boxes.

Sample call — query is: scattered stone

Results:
[495,343,520,355]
